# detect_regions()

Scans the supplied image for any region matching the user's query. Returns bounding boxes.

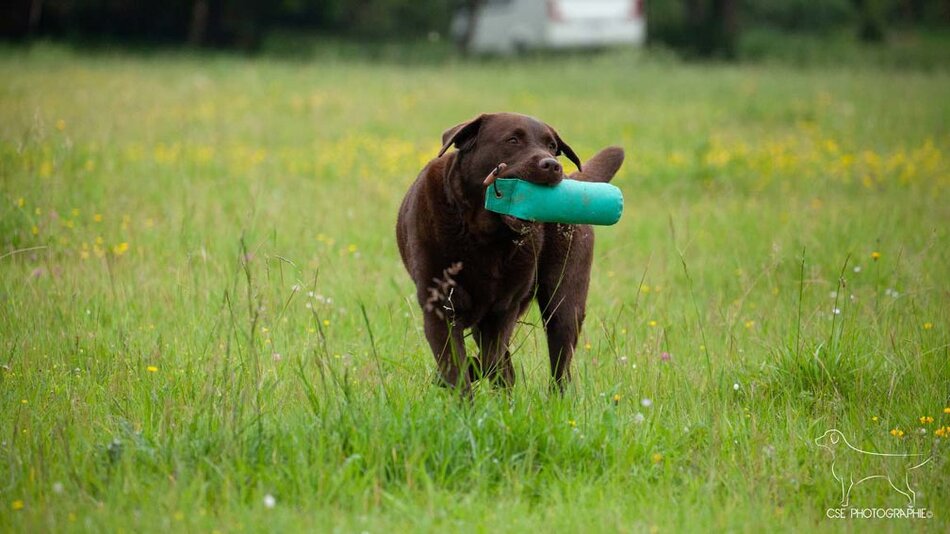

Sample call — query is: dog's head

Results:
[438,112,582,191]
[815,429,844,452]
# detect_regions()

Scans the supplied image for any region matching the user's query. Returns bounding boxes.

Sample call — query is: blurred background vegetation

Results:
[1,0,948,64]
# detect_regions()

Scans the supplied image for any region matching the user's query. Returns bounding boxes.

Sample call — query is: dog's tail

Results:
[569,146,624,183]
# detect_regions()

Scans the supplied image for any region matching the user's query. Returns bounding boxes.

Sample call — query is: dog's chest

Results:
[450,228,541,320]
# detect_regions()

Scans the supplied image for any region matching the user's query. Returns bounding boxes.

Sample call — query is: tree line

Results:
[1,0,947,55]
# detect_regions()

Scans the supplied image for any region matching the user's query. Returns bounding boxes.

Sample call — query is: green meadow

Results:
[1,44,948,531]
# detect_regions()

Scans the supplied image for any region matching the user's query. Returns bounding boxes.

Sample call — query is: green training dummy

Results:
[484,177,624,226]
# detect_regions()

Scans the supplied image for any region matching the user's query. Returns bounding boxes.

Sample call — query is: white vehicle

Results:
[452,0,646,54]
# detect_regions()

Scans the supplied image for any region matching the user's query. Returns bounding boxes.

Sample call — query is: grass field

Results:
[1,44,949,532]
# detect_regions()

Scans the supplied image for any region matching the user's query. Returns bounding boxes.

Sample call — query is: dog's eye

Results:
[548,142,558,152]
[506,137,519,145]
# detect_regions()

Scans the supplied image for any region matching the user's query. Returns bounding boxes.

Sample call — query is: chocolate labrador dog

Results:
[396,112,623,392]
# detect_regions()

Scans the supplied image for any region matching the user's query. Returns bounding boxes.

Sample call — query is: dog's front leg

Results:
[424,313,471,395]
[472,312,518,388]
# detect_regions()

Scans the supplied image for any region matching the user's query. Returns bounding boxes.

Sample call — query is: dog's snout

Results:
[539,157,562,175]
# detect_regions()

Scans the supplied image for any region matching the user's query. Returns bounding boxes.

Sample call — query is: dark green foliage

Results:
[648,0,949,57]
[741,0,856,32]
[1,0,454,47]
[2,0,948,56]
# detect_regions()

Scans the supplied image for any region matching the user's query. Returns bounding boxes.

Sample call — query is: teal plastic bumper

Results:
[484,178,624,226]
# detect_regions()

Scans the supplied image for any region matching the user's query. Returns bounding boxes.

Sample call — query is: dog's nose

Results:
[539,157,562,175]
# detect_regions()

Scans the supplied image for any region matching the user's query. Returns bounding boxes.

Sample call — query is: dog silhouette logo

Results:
[815,429,932,507]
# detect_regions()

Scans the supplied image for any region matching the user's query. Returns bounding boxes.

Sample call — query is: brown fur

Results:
[396,112,624,393]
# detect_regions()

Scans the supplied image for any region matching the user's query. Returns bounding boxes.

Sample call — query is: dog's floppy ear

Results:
[438,114,487,157]
[548,125,582,172]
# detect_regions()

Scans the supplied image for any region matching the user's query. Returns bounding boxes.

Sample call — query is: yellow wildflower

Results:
[12,500,24,511]
[648,320,657,327]
[871,251,881,261]
[651,453,663,464]
[93,213,103,222]
[568,419,576,428]
[17,197,24,208]
[920,416,934,424]
[112,242,129,256]
[323,319,330,327]
[55,119,66,131]
[146,366,158,373]
[923,322,933,330]
[889,427,904,438]
[347,244,358,253]
[944,407,950,415]
[744,320,755,329]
